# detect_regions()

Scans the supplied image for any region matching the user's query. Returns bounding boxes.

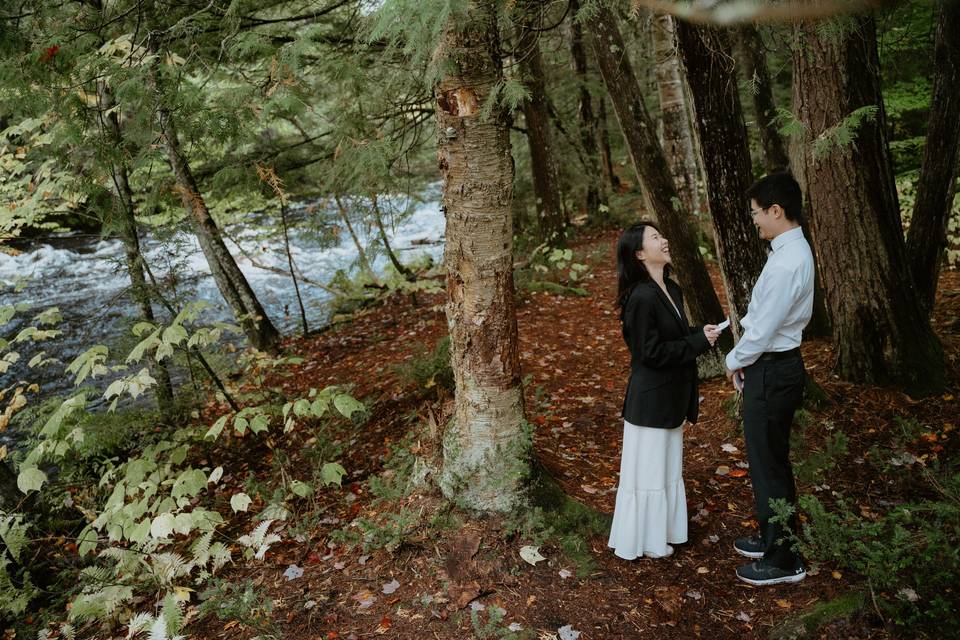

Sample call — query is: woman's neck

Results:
[647,264,666,286]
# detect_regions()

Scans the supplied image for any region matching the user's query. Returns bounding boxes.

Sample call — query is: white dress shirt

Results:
[725,226,814,371]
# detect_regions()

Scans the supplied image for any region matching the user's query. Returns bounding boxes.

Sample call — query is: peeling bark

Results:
[434,3,528,512]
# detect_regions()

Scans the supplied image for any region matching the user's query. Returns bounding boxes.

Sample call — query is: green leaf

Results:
[333,394,364,419]
[17,466,47,493]
[205,415,229,440]
[290,480,313,497]
[320,462,347,487]
[231,492,252,512]
[150,513,175,539]
[249,414,269,434]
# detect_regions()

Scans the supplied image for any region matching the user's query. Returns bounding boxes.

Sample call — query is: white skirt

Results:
[608,420,687,560]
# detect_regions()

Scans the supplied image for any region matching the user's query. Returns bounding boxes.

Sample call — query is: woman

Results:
[608,221,720,560]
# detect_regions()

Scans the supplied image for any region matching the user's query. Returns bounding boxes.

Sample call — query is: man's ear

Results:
[770,204,784,219]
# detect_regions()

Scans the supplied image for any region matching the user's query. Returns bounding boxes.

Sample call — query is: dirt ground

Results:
[189,229,959,640]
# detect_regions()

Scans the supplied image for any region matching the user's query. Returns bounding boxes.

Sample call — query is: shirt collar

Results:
[771,226,804,253]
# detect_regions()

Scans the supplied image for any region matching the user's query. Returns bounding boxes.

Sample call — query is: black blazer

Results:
[620,278,712,429]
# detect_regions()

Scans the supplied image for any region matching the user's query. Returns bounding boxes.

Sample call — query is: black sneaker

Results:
[733,535,764,559]
[736,561,806,586]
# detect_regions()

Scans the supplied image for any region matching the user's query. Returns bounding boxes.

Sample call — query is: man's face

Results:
[750,199,776,241]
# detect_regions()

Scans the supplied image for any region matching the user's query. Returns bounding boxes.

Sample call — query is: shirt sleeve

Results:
[725,265,799,371]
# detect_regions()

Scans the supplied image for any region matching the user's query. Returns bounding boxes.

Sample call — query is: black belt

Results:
[758,347,801,361]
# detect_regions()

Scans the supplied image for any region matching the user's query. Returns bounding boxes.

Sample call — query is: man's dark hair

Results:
[746,171,803,223]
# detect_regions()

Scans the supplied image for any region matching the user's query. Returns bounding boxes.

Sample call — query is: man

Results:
[725,171,814,586]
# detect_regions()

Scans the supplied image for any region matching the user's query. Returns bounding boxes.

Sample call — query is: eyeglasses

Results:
[750,206,768,217]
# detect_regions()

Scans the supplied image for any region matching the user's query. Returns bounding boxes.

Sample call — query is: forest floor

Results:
[189,229,959,640]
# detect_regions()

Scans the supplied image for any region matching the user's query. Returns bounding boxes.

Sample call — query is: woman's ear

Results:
[635,249,644,263]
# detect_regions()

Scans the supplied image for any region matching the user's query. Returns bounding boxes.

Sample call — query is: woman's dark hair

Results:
[746,171,803,223]
[616,220,671,311]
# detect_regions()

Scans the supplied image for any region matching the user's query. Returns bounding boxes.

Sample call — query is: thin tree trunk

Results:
[569,0,607,216]
[652,14,699,217]
[793,16,945,394]
[587,5,728,363]
[675,21,766,329]
[371,194,414,280]
[434,1,528,512]
[738,24,790,172]
[157,104,281,354]
[597,97,620,193]
[97,83,175,414]
[279,201,308,335]
[906,1,960,316]
[334,194,377,281]
[515,4,567,242]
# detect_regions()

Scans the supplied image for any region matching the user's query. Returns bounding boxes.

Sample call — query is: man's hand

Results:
[703,324,721,347]
[726,367,744,392]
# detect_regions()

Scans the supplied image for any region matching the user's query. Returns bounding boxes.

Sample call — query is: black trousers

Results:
[742,352,805,570]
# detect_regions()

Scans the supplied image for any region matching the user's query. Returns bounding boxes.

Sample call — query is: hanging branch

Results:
[255,163,309,336]
[334,193,379,283]
[630,0,897,25]
[370,194,414,281]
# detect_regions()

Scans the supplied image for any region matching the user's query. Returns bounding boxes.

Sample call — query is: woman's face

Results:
[637,226,671,267]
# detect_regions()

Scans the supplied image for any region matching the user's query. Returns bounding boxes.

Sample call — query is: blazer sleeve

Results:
[626,291,711,369]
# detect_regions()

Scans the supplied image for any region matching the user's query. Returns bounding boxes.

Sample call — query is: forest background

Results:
[1,0,958,638]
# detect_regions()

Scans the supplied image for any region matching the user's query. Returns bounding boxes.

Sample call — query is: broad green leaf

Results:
[333,394,364,419]
[205,415,229,440]
[231,492,252,512]
[150,513,175,539]
[321,462,347,487]
[290,480,313,497]
[17,466,47,493]
[208,466,224,484]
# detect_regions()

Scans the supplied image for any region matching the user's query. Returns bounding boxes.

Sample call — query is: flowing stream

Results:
[0,193,446,444]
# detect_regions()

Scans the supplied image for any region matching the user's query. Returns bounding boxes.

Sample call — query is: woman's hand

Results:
[702,324,721,346]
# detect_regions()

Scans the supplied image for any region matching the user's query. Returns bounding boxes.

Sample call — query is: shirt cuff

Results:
[725,351,744,371]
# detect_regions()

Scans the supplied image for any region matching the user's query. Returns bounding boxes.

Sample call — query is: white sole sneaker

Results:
[733,543,764,559]
[736,567,807,586]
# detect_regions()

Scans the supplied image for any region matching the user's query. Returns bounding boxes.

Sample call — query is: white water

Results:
[0,193,446,411]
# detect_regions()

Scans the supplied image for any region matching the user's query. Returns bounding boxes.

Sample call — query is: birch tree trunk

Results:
[652,14,699,218]
[793,17,945,394]
[434,2,528,512]
[905,1,960,316]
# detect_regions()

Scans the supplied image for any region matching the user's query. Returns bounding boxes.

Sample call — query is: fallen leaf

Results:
[832,570,843,580]
[775,599,792,609]
[696,567,710,574]
[353,590,376,609]
[558,569,573,579]
[558,624,582,640]
[508,623,523,632]
[898,587,919,602]
[736,611,752,622]
[721,443,739,453]
[686,590,702,601]
[729,469,748,478]
[519,545,546,566]
[382,579,400,595]
[283,564,304,581]
[580,484,598,494]
[715,465,730,476]
[375,616,391,634]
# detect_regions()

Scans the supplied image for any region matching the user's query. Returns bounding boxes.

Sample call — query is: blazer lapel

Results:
[648,281,687,334]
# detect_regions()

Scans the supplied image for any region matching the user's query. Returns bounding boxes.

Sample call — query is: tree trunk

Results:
[652,14,699,218]
[906,1,960,316]
[738,24,790,172]
[598,97,620,193]
[157,105,281,354]
[569,0,607,216]
[516,6,567,243]
[675,21,766,330]
[98,83,174,414]
[793,17,945,394]
[587,6,727,357]
[434,2,528,512]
